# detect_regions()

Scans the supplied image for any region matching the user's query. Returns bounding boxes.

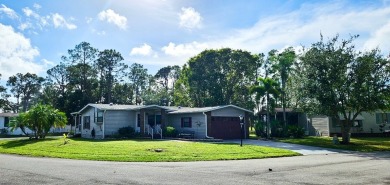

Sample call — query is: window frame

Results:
[96,109,104,123]
[332,117,363,128]
[83,116,90,130]
[181,117,192,128]
[4,117,9,127]
[376,113,390,124]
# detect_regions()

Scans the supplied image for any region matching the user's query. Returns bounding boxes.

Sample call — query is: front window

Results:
[181,117,192,128]
[83,116,90,129]
[376,113,390,124]
[96,110,103,123]
[137,114,140,127]
[332,117,363,127]
[4,117,9,127]
[156,115,161,125]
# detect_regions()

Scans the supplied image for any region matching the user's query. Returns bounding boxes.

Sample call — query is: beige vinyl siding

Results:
[311,116,330,136]
[168,113,206,139]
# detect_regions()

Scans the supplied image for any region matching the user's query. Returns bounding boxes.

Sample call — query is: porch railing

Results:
[146,124,163,139]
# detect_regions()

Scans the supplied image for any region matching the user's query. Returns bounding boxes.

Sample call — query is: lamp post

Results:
[239,115,244,147]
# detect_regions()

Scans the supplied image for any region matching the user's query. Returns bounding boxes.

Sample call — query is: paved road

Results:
[1,152,389,185]
[225,139,342,155]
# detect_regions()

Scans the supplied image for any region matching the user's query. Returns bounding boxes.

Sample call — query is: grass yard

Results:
[279,136,390,152]
[0,138,299,162]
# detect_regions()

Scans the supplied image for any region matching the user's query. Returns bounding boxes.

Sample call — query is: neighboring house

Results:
[0,112,67,136]
[256,108,390,136]
[71,104,252,139]
[257,108,309,134]
[0,112,32,135]
[310,112,390,136]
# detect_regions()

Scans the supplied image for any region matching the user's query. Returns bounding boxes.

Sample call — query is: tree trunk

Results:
[266,93,270,139]
[341,120,351,144]
[282,81,287,129]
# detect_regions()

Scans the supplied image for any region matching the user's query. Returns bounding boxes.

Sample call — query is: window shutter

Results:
[189,117,192,128]
[181,118,183,128]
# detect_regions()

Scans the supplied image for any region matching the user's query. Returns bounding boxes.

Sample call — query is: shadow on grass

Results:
[0,138,57,148]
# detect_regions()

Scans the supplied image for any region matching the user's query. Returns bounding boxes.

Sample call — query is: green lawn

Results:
[279,136,390,152]
[0,138,299,162]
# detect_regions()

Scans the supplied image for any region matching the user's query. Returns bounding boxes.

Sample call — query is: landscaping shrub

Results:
[254,120,265,137]
[118,126,135,138]
[288,125,305,138]
[0,128,8,135]
[163,126,177,137]
[271,120,284,137]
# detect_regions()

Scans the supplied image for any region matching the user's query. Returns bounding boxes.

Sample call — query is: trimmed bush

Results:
[163,126,177,137]
[254,120,265,137]
[118,126,135,138]
[288,125,305,138]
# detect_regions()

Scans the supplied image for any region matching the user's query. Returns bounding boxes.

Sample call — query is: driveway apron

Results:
[225,139,341,155]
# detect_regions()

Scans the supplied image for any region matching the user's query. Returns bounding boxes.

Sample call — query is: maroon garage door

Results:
[208,116,242,139]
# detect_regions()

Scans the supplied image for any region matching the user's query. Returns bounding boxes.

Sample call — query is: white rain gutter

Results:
[203,112,214,139]
[102,110,106,139]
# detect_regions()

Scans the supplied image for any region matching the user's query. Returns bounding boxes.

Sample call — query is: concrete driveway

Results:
[225,139,342,155]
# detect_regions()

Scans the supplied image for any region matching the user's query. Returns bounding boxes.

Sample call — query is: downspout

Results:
[203,112,214,139]
[102,110,106,139]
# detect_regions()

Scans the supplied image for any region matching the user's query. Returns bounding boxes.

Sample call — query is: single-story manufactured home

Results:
[0,112,69,136]
[0,112,27,135]
[71,104,252,139]
[257,108,390,137]
[310,112,390,136]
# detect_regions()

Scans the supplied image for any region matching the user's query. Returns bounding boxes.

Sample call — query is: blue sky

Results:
[0,0,390,82]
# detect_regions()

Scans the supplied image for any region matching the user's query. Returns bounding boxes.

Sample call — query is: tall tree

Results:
[154,65,181,105]
[61,42,98,104]
[96,49,126,103]
[45,62,69,109]
[271,47,296,128]
[7,73,45,112]
[250,77,280,138]
[0,74,8,109]
[128,63,148,105]
[298,35,390,144]
[112,83,133,104]
[175,48,258,109]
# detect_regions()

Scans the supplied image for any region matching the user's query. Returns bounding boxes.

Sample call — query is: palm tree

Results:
[11,104,67,139]
[250,77,280,139]
[272,47,296,129]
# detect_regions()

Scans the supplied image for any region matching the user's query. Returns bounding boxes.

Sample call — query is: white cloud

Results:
[144,3,390,68]
[0,24,43,79]
[179,7,202,30]
[203,3,390,54]
[98,9,127,30]
[33,3,41,10]
[22,7,39,19]
[41,59,55,68]
[364,20,390,51]
[18,22,32,31]
[130,43,155,56]
[162,42,208,57]
[91,29,106,35]
[52,13,77,30]
[0,4,18,19]
[86,17,93,24]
